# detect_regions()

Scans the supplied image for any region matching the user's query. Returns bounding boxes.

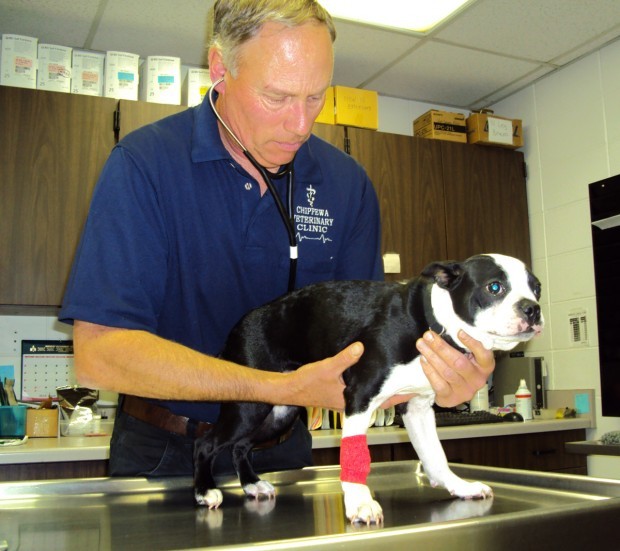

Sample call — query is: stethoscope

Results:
[208,78,298,292]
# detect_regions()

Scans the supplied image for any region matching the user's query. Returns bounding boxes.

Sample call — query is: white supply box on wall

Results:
[0,34,38,89]
[140,55,181,105]
[37,44,72,93]
[104,50,139,100]
[72,49,105,96]
[184,67,211,107]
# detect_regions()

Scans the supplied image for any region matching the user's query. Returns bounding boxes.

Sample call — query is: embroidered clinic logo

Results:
[295,185,333,243]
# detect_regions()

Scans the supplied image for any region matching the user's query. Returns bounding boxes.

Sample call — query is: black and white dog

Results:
[194,253,544,524]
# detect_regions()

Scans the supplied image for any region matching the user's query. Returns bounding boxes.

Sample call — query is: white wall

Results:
[379,41,620,479]
[490,38,620,479]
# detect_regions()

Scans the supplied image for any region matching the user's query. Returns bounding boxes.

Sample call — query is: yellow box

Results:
[413,109,467,143]
[26,408,59,437]
[466,112,523,149]
[314,86,335,125]
[333,85,378,130]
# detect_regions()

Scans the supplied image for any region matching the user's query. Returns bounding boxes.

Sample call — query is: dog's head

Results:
[423,254,544,351]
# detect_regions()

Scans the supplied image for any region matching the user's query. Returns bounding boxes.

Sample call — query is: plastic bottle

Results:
[515,379,533,420]
[470,383,489,412]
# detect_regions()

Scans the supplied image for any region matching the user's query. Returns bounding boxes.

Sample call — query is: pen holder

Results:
[0,405,27,438]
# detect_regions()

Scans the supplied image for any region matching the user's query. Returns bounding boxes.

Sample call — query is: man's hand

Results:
[289,342,364,411]
[416,329,495,408]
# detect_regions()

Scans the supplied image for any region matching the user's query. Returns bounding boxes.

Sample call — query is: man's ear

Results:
[208,46,227,86]
[421,261,463,290]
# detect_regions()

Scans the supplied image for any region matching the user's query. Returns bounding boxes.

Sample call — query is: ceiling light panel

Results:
[320,0,470,33]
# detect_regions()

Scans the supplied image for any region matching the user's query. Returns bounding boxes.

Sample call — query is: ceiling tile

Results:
[368,41,541,108]
[1,0,620,109]
[90,0,214,66]
[331,20,419,87]
[0,0,101,48]
[436,0,620,63]
[470,66,555,110]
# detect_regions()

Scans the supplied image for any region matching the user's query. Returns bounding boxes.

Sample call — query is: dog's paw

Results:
[243,480,275,499]
[342,482,384,525]
[195,488,223,509]
[448,480,493,500]
[244,496,277,516]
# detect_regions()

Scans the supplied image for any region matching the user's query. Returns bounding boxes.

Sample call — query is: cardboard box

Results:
[333,85,378,130]
[0,34,38,89]
[72,49,105,96]
[37,44,72,93]
[314,85,335,125]
[183,67,211,107]
[104,51,139,100]
[140,55,181,105]
[26,408,59,437]
[466,112,523,149]
[413,109,467,143]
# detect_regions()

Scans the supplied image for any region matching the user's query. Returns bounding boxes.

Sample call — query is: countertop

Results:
[565,439,620,456]
[1,460,619,549]
[0,417,592,465]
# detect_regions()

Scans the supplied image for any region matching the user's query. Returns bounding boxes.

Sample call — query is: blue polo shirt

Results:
[59,97,383,422]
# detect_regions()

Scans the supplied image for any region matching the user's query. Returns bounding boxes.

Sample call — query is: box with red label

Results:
[0,34,38,89]
[37,44,72,93]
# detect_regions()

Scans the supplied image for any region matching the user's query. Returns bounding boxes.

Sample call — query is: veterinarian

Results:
[59,0,494,477]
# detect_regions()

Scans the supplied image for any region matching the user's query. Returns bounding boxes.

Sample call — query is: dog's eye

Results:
[533,283,542,300]
[486,281,505,296]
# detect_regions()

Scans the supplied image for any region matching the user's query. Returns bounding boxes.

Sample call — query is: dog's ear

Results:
[421,261,464,290]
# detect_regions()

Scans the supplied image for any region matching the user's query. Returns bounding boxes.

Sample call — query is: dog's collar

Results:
[429,322,446,336]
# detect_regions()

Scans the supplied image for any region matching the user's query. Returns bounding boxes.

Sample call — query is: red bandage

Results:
[340,434,371,484]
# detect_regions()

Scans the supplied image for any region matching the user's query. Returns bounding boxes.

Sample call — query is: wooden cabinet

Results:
[346,129,448,280]
[440,140,530,263]
[0,460,108,482]
[0,429,586,481]
[0,88,530,308]
[392,429,588,475]
[0,87,117,309]
[326,127,530,280]
[117,99,186,140]
[313,429,588,475]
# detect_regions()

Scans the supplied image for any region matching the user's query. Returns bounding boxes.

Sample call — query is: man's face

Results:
[217,21,334,170]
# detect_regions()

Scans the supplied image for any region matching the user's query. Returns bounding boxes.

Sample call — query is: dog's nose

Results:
[518,299,541,325]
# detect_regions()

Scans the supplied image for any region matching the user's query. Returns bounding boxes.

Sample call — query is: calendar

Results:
[21,340,75,401]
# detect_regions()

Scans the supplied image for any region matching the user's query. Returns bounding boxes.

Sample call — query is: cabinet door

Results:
[392,429,587,474]
[0,88,117,308]
[440,142,531,264]
[312,122,345,148]
[118,100,187,140]
[347,130,447,280]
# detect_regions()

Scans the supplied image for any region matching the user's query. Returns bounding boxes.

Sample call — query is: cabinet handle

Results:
[532,448,557,456]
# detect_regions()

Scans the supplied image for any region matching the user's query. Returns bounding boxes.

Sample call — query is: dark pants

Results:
[109,407,313,478]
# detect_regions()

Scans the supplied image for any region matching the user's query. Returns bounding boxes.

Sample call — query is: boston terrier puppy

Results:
[193,253,544,524]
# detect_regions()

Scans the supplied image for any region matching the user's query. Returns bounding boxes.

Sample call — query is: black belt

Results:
[121,395,295,448]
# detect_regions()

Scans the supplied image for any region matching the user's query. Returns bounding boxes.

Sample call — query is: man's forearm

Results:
[73,321,286,403]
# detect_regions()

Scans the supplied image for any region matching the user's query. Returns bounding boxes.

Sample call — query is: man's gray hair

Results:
[209,0,336,76]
